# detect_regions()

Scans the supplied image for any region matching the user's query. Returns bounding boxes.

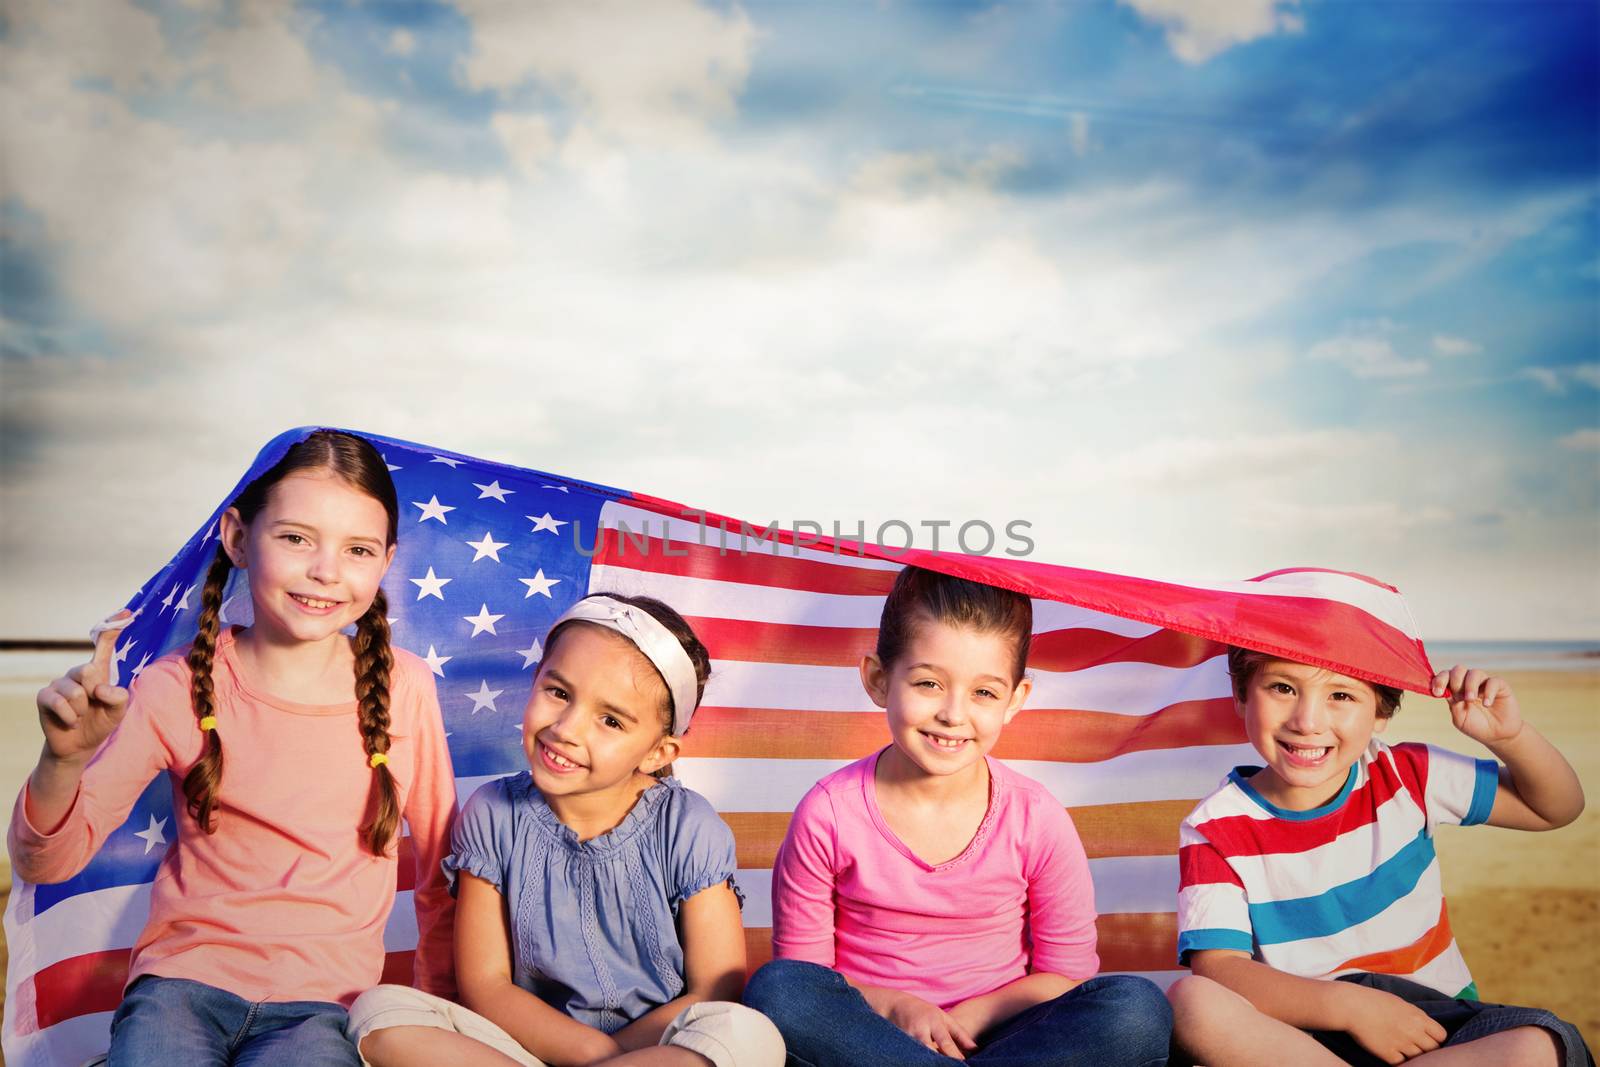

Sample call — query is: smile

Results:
[537,741,584,773]
[1279,742,1332,767]
[289,593,341,611]
[921,731,970,751]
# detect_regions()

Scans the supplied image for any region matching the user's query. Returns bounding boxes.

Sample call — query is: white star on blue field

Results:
[1,0,1595,640]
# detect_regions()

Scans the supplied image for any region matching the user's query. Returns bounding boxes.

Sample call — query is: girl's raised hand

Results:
[37,613,132,763]
[1430,665,1523,746]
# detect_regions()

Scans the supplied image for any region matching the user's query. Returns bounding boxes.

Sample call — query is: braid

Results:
[182,547,232,833]
[354,588,401,855]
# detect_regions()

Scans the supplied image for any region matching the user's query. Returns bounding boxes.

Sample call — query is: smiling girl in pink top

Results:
[9,431,456,1067]
[743,566,1171,1066]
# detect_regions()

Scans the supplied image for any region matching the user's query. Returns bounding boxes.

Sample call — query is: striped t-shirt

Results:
[1176,738,1498,999]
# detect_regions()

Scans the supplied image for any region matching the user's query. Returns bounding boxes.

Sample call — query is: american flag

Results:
[2,426,1437,1066]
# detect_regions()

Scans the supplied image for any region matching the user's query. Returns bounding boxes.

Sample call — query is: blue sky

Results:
[1,0,1596,640]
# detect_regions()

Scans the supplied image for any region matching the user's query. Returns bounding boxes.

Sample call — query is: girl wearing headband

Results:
[349,593,785,1067]
[12,431,458,1067]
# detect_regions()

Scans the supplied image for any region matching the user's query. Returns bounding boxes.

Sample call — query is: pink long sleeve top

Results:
[7,627,458,1006]
[771,750,1100,1009]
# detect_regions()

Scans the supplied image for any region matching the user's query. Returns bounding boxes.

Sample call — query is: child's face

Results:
[223,471,395,648]
[1237,658,1388,811]
[523,624,677,800]
[862,615,1031,781]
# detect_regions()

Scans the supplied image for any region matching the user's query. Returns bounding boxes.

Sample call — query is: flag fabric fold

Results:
[2,426,1437,1066]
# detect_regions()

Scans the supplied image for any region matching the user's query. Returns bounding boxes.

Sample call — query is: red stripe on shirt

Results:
[1195,758,1406,857]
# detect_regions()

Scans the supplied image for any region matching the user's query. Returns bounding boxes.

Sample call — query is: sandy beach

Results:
[2,664,1595,1052]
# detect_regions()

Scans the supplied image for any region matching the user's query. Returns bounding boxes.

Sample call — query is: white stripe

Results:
[701,657,1231,715]
[597,502,902,570]
[1264,863,1447,977]
[1,1011,112,1067]
[1091,855,1179,915]
[734,858,1176,928]
[674,745,1253,813]
[589,566,888,627]
[5,882,150,974]
[1164,571,1420,641]
[1032,600,1164,638]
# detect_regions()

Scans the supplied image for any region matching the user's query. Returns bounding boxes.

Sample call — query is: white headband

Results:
[549,596,700,736]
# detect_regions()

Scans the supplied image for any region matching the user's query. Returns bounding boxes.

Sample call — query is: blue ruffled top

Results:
[444,772,739,1033]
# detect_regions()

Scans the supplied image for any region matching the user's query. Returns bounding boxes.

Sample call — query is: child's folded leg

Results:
[657,1001,786,1067]
[1317,974,1591,1067]
[1167,975,1346,1067]
[107,976,238,1067]
[228,1003,360,1067]
[742,959,956,1067]
[965,974,1172,1067]
[345,985,545,1067]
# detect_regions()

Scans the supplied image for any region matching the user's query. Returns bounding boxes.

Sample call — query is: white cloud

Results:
[1067,112,1091,157]
[1119,0,1303,64]
[454,0,755,142]
[388,29,417,57]
[1306,322,1429,378]
[1559,429,1600,451]
[1521,362,1600,394]
[1431,334,1480,357]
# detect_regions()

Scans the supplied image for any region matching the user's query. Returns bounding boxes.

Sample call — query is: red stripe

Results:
[687,614,1223,672]
[1251,567,1399,592]
[1178,842,1244,887]
[30,947,129,1032]
[685,699,1244,763]
[1387,742,1430,811]
[1197,757,1405,856]
[27,949,424,1032]
[593,529,895,596]
[396,833,415,893]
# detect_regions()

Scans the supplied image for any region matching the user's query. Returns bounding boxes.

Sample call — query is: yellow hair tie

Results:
[368,752,389,769]
[199,716,218,732]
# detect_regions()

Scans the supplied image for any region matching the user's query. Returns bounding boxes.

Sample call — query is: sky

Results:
[1,0,1596,642]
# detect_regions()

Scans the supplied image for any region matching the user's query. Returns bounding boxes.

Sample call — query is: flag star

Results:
[115,638,135,665]
[161,584,180,611]
[465,531,509,563]
[527,512,568,534]
[382,453,403,472]
[130,653,152,681]
[464,604,505,637]
[422,645,452,677]
[203,520,218,541]
[515,638,543,669]
[467,680,504,714]
[409,567,452,600]
[430,455,463,468]
[519,570,561,598]
[541,484,570,494]
[176,584,195,612]
[474,480,515,502]
[413,496,456,524]
[133,814,168,855]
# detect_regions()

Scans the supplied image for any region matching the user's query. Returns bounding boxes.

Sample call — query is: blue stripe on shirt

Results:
[1248,828,1436,946]
[1177,927,1254,965]
[1462,758,1499,827]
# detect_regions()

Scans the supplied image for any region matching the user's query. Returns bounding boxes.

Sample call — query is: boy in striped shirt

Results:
[1169,649,1590,1066]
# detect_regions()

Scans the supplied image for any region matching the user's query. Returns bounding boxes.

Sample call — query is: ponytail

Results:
[354,588,401,855]
[182,546,232,834]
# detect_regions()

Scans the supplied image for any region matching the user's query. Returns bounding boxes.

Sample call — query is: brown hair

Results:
[185,431,404,854]
[541,593,712,741]
[1226,646,1403,720]
[875,566,1033,683]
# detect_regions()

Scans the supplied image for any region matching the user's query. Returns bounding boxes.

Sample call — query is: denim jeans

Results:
[743,959,1172,1067]
[1307,973,1594,1067]
[107,975,360,1067]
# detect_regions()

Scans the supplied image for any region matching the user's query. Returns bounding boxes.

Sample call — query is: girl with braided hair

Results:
[11,430,458,1067]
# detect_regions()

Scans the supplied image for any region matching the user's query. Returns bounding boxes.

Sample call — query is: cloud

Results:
[454,0,755,143]
[388,30,417,58]
[1431,334,1481,357]
[1119,0,1303,64]
[1559,429,1600,451]
[1306,321,1429,378]
[1520,362,1600,394]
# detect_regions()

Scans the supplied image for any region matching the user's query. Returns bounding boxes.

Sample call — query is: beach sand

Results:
[1,667,1595,1050]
